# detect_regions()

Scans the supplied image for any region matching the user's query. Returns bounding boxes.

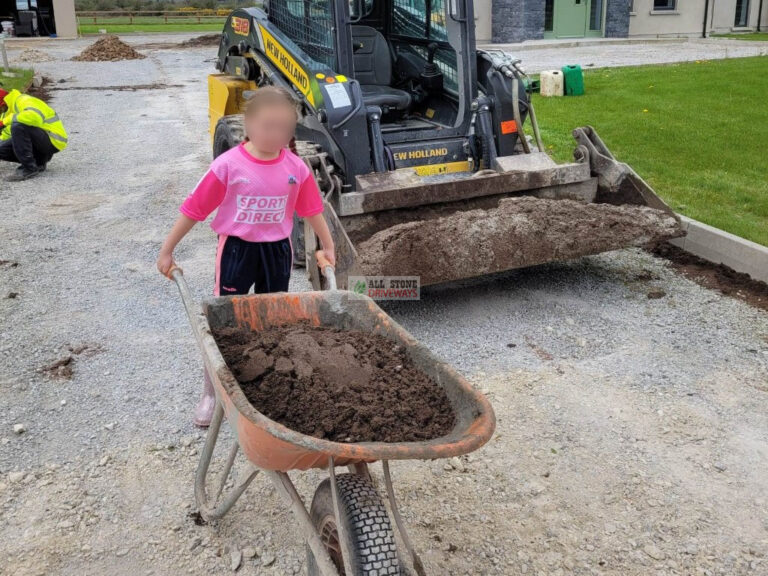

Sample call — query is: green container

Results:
[562,64,585,96]
[524,77,541,94]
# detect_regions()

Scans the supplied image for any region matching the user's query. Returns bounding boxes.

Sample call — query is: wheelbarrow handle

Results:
[166,265,208,347]
[316,250,337,291]
[166,264,183,280]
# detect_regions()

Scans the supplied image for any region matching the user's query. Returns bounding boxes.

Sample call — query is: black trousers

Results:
[215,235,292,296]
[0,122,58,172]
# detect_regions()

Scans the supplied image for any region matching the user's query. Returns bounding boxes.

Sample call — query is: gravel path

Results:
[481,37,768,73]
[1,37,767,576]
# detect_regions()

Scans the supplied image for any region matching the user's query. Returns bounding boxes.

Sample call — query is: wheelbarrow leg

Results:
[347,461,372,480]
[265,470,341,576]
[195,400,259,522]
[383,460,427,576]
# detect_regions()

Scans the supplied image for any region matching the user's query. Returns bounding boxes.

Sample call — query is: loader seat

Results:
[351,26,412,112]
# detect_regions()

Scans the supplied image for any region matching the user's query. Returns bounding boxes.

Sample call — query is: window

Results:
[589,0,603,30]
[544,0,554,32]
[350,0,374,20]
[391,0,457,93]
[629,0,634,12]
[392,0,447,42]
[267,0,336,69]
[735,0,750,26]
[653,0,676,10]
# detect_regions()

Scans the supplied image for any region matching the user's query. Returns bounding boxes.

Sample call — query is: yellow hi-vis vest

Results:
[0,89,68,151]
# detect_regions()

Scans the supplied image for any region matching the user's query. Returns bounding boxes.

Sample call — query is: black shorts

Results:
[214,235,292,296]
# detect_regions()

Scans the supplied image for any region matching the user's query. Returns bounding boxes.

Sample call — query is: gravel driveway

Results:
[0,37,767,576]
[482,37,768,73]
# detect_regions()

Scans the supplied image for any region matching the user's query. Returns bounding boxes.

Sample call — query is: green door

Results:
[544,0,604,39]
[555,0,588,37]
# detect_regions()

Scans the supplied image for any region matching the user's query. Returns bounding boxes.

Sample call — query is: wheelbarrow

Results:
[168,254,496,575]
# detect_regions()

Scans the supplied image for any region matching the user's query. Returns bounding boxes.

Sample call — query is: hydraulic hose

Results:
[511,77,530,154]
[527,96,545,153]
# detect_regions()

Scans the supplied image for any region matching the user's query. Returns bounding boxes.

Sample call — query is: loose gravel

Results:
[0,35,766,576]
[482,37,768,73]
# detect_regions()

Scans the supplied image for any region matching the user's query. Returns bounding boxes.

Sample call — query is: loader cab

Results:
[266,0,476,136]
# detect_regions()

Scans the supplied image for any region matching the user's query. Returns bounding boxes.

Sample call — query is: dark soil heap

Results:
[71,36,146,62]
[179,34,222,47]
[213,323,456,443]
[651,242,768,311]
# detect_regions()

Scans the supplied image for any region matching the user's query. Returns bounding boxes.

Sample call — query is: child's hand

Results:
[318,248,336,267]
[156,250,175,278]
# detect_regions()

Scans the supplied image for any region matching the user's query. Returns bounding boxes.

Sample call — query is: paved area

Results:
[0,36,766,576]
[481,37,768,73]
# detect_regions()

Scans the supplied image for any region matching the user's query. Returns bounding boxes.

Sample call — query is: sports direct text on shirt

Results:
[235,195,287,224]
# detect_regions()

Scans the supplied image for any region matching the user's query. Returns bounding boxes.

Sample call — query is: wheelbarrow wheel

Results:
[307,473,402,575]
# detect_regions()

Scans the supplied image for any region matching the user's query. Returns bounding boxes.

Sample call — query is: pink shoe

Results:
[194,371,216,428]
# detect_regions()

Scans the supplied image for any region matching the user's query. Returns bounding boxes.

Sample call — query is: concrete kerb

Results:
[671,215,768,284]
[479,37,690,53]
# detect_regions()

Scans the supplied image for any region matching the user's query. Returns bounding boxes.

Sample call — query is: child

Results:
[157,86,335,427]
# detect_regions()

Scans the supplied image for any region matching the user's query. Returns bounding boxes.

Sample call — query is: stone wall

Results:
[491,0,546,43]
[605,0,631,37]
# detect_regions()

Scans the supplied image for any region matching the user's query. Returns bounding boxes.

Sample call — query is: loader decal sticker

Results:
[258,25,316,107]
[413,160,471,176]
[393,147,449,161]
[500,120,518,134]
[231,16,250,36]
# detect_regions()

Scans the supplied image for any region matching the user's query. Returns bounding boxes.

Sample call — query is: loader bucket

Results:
[306,127,684,290]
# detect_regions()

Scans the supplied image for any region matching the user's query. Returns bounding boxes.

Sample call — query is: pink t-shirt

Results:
[180,144,323,242]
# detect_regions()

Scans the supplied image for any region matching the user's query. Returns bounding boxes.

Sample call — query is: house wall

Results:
[709,0,764,33]
[52,0,76,38]
[475,0,493,42]
[629,0,767,37]
[484,0,767,43]
[628,0,705,37]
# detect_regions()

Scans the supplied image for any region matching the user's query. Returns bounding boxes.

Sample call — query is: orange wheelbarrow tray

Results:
[170,267,495,576]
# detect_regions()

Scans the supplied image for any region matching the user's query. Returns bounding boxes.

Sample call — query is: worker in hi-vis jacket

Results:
[0,84,68,182]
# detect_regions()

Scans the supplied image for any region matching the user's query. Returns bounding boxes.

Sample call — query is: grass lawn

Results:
[77,17,226,34]
[78,23,225,34]
[531,56,768,246]
[0,68,34,92]
[713,32,768,41]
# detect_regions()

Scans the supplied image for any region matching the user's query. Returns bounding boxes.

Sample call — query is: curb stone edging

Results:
[670,215,768,284]
[479,37,690,52]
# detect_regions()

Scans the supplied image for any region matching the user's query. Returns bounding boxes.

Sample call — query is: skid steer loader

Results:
[208,0,682,290]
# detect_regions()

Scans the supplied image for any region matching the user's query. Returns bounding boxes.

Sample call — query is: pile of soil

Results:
[71,36,146,62]
[26,76,52,101]
[651,242,768,312]
[179,34,221,47]
[13,48,55,63]
[356,196,683,285]
[213,323,456,443]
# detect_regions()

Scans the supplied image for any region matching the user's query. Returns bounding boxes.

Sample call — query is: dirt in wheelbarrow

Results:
[212,323,456,443]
